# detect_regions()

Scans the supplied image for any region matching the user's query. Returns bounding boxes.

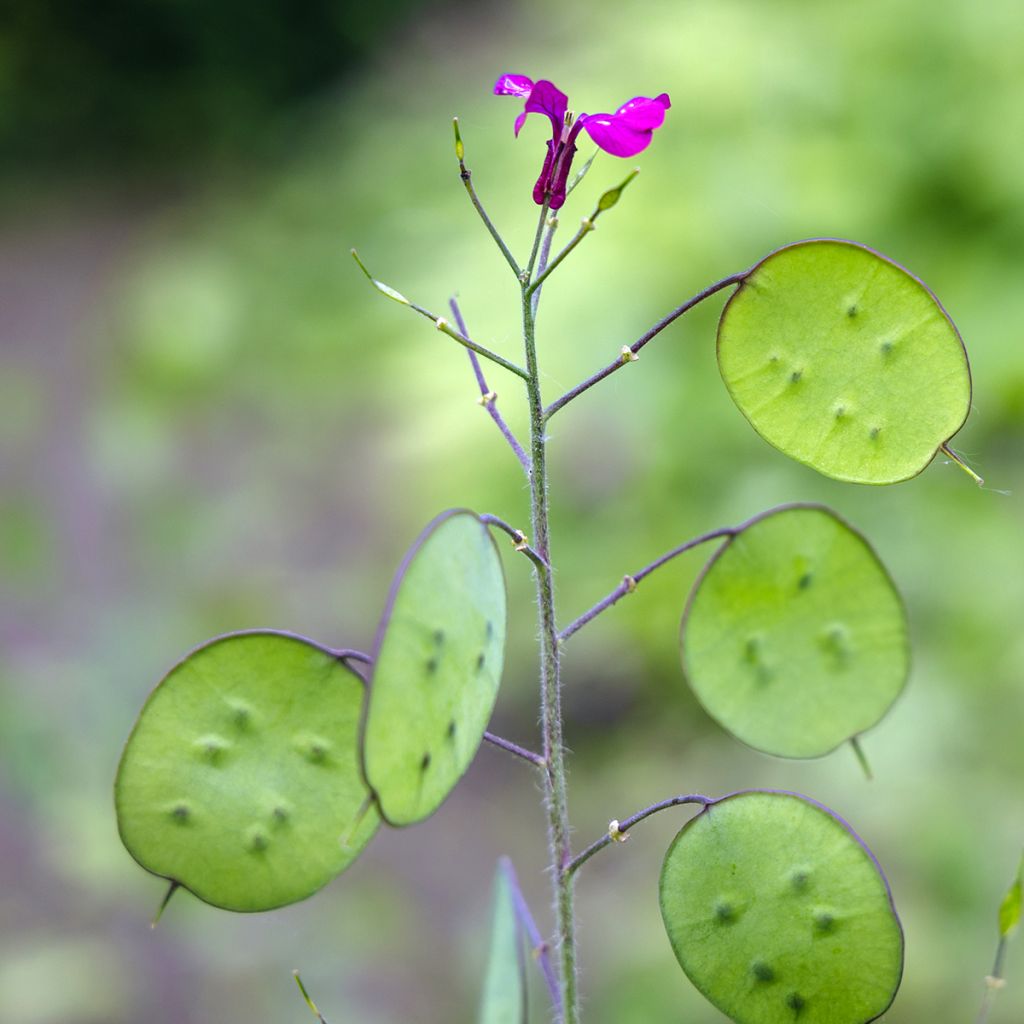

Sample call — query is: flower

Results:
[493,74,671,210]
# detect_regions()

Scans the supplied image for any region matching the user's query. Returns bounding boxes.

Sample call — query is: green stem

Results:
[521,219,577,1023]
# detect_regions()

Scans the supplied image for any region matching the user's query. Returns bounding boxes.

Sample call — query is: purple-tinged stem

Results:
[543,270,751,420]
[453,118,522,279]
[526,198,553,280]
[531,213,559,315]
[563,795,713,878]
[329,647,372,665]
[558,527,736,642]
[478,513,549,573]
[484,731,546,768]
[500,856,563,1016]
[449,299,530,474]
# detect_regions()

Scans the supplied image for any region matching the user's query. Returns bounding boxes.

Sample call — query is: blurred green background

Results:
[1,0,1022,1021]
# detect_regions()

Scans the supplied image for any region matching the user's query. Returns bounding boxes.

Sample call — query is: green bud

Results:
[453,118,464,162]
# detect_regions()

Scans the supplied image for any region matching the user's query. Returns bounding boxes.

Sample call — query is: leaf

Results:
[660,790,904,1024]
[999,852,1023,939]
[361,509,507,826]
[718,238,971,484]
[115,631,379,912]
[681,504,908,758]
[479,859,527,1024]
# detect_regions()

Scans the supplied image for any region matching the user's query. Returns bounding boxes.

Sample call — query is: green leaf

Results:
[718,239,971,484]
[681,504,908,759]
[999,852,1023,939]
[115,631,379,912]
[660,790,904,1024]
[479,859,527,1024]
[362,509,507,826]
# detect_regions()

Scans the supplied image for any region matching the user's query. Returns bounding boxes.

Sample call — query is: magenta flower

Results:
[493,74,671,210]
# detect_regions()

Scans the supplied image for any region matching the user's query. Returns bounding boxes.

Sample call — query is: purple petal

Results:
[493,74,534,98]
[613,93,671,129]
[523,79,569,136]
[580,93,671,158]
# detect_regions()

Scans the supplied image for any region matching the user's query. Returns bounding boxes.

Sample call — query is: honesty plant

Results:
[115,72,999,1024]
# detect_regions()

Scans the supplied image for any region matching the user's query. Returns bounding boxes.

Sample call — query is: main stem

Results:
[521,276,578,1023]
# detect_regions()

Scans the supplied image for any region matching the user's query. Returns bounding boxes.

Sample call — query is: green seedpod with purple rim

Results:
[115,630,379,912]
[718,238,971,484]
[659,790,903,1024]
[680,504,908,759]
[361,509,507,826]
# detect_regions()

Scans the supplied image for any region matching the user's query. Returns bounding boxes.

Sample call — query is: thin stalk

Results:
[478,513,550,573]
[527,218,594,297]
[450,299,530,473]
[501,857,562,1015]
[558,526,736,642]
[543,270,751,420]
[976,938,1008,1024]
[531,214,559,315]
[292,971,329,1024]
[453,118,522,278]
[521,204,578,1024]
[526,199,552,280]
[483,731,546,768]
[407,300,529,380]
[564,795,712,878]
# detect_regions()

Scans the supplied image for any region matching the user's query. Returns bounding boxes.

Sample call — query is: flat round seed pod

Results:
[115,631,379,912]
[660,790,903,1024]
[362,509,507,826]
[681,505,908,758]
[718,238,971,484]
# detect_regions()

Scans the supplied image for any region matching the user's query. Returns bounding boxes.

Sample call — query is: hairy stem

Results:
[521,209,578,1023]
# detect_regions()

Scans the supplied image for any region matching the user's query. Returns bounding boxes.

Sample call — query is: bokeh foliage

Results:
[1,0,1022,1021]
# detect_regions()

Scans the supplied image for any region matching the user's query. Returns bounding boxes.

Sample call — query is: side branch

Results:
[453,119,522,278]
[526,167,640,298]
[501,857,562,1015]
[479,513,550,573]
[351,249,529,380]
[484,732,546,768]
[450,299,530,474]
[543,270,751,420]
[563,794,713,878]
[558,527,736,642]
